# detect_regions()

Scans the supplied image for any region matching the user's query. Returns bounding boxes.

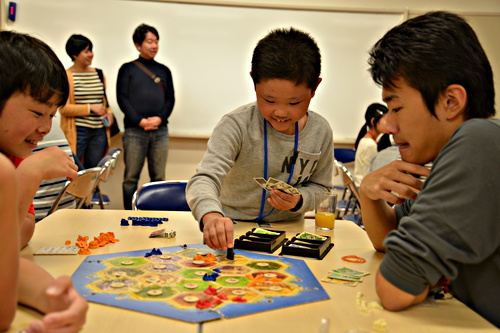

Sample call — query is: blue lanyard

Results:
[257,120,299,221]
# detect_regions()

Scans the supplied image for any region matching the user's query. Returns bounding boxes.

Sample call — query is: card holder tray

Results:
[234,228,287,253]
[280,234,334,260]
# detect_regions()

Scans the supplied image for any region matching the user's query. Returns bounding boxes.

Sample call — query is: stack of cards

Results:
[254,177,301,195]
[322,267,370,287]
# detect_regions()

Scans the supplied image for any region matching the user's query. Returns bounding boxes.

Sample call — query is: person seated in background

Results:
[360,11,499,327]
[0,30,87,333]
[353,103,388,187]
[186,27,333,251]
[33,119,77,222]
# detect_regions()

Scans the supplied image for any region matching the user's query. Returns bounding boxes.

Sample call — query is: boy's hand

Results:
[268,189,301,211]
[360,160,430,205]
[23,146,78,182]
[25,276,88,333]
[202,213,234,251]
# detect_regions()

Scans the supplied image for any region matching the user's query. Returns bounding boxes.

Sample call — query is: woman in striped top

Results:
[60,34,113,169]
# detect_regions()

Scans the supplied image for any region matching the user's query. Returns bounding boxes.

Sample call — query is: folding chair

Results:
[89,148,122,208]
[132,180,190,211]
[46,167,101,216]
[334,160,362,226]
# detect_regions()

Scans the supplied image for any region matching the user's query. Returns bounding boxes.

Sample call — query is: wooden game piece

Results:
[153,264,167,269]
[159,255,171,260]
[256,262,269,267]
[232,290,246,295]
[184,283,198,289]
[113,271,127,277]
[225,278,239,284]
[194,271,206,276]
[192,260,205,265]
[227,247,235,260]
[264,273,277,278]
[146,277,160,283]
[121,260,134,265]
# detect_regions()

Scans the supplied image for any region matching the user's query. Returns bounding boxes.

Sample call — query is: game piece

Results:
[184,283,198,289]
[341,255,366,263]
[110,282,125,288]
[372,318,388,332]
[192,260,205,265]
[225,278,239,284]
[121,260,134,265]
[120,218,129,226]
[114,271,127,278]
[147,290,163,296]
[72,244,329,323]
[34,245,80,255]
[227,247,234,260]
[153,264,167,270]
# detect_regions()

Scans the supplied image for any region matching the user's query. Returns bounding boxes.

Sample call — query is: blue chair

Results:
[334,160,361,219]
[132,180,191,211]
[333,148,356,163]
[342,213,363,228]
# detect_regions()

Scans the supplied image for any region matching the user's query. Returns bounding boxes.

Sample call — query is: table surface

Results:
[9,209,497,333]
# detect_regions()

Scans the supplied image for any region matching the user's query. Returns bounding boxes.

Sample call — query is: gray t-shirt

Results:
[382,118,500,327]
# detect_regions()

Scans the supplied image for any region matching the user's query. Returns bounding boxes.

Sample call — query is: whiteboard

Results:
[7,0,403,140]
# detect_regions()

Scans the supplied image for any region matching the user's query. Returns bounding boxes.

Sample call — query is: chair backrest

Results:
[106,148,122,169]
[334,160,361,212]
[132,180,190,211]
[334,148,356,163]
[47,167,101,215]
[96,155,114,184]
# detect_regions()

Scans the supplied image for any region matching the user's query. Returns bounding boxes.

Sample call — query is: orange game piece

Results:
[205,253,216,261]
[341,255,366,263]
[65,240,71,245]
[88,240,99,249]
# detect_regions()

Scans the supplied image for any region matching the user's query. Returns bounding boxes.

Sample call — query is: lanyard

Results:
[257,120,299,221]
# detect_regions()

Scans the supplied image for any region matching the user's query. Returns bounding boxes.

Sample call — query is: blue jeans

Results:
[76,126,107,169]
[122,127,169,209]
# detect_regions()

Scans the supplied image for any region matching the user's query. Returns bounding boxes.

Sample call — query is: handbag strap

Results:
[133,60,167,93]
[96,68,109,107]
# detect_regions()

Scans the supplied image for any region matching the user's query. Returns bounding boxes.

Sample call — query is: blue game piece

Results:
[120,218,129,226]
[213,268,221,273]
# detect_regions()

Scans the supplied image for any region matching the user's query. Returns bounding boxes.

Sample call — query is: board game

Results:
[72,244,329,323]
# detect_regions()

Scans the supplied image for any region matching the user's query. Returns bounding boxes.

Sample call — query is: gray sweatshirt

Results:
[187,102,334,224]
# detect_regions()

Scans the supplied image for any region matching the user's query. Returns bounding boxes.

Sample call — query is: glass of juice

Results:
[314,192,337,230]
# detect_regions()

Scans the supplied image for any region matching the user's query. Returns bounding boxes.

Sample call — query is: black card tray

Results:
[280,234,334,260]
[234,228,287,253]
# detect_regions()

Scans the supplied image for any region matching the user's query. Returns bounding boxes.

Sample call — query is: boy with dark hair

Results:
[117,23,175,210]
[0,31,79,247]
[0,30,87,332]
[187,27,334,251]
[360,11,499,327]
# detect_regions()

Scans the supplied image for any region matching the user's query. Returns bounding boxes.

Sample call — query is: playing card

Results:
[327,272,364,282]
[321,277,359,287]
[332,267,370,277]
[34,245,80,255]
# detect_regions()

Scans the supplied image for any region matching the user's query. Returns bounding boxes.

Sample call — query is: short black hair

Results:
[65,34,93,61]
[251,27,321,91]
[0,31,69,112]
[133,24,159,45]
[368,11,495,119]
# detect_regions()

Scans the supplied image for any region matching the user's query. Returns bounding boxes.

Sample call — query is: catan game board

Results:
[72,244,329,323]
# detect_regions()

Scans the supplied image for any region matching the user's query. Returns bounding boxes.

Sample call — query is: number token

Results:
[194,271,206,276]
[153,264,166,269]
[269,286,283,292]
[264,273,277,278]
[114,271,127,277]
[159,255,171,260]
[110,282,125,288]
[147,290,163,296]
[256,262,269,267]
[184,283,198,289]
[183,296,199,302]
[232,290,246,295]
[226,278,239,284]
[121,260,134,265]
[192,260,205,265]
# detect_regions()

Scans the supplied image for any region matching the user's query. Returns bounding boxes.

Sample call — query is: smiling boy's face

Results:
[0,92,57,158]
[255,78,319,135]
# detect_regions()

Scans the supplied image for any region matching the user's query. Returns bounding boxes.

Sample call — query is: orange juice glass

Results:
[314,192,337,230]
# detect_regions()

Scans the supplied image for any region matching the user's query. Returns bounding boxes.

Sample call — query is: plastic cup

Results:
[314,192,337,230]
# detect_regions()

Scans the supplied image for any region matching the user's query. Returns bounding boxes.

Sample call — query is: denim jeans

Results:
[122,126,169,209]
[76,126,107,169]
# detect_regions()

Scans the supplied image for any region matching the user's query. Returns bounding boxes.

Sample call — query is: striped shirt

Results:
[73,71,105,128]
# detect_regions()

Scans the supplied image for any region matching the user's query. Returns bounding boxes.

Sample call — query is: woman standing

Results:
[60,34,114,169]
[353,103,388,187]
